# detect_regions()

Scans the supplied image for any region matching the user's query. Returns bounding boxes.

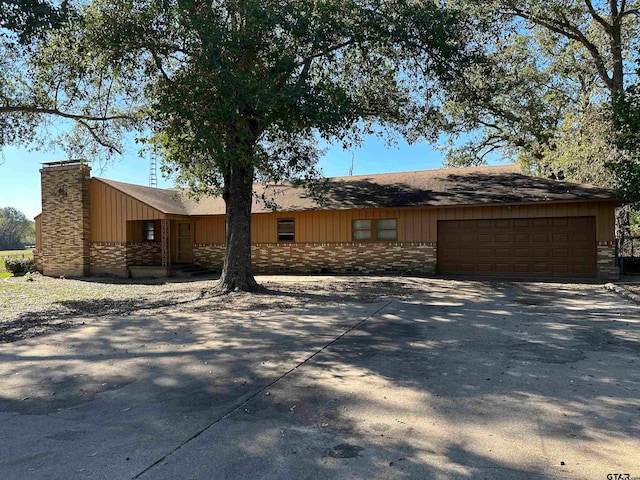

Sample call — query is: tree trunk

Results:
[216,158,260,293]
[610,0,624,96]
[615,203,630,238]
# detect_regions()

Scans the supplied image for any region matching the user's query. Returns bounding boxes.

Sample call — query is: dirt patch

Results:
[1,275,434,343]
[0,273,212,343]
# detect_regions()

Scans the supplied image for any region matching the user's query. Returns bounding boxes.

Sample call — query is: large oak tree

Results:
[53,0,477,292]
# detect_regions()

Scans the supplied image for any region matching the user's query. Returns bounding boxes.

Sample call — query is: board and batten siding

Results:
[193,200,616,245]
[89,179,165,242]
[194,216,226,244]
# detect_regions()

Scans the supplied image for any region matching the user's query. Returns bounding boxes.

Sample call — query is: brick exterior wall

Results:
[33,249,43,272]
[40,164,91,277]
[88,240,616,279]
[194,242,436,274]
[89,242,162,276]
[597,241,620,280]
[194,244,226,272]
[90,243,127,276]
[127,242,162,266]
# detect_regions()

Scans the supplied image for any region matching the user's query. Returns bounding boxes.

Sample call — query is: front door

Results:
[177,222,194,263]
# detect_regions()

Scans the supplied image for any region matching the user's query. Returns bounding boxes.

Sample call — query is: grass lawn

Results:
[0,249,34,273]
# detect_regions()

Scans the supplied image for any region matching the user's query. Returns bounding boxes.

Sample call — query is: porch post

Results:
[161,218,170,273]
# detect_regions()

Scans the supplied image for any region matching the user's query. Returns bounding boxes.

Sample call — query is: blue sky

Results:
[0,137,453,220]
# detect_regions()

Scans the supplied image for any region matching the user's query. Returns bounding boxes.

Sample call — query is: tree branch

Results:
[620,7,640,16]
[512,8,615,91]
[297,40,355,67]
[0,105,130,122]
[477,119,501,130]
[610,0,620,20]
[75,118,123,154]
[479,143,503,160]
[151,50,172,83]
[583,0,612,32]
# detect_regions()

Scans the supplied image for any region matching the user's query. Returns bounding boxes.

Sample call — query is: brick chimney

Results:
[40,160,91,277]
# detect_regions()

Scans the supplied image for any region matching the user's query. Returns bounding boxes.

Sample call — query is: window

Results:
[143,221,155,241]
[352,219,372,240]
[278,219,295,242]
[376,218,397,240]
[351,218,397,241]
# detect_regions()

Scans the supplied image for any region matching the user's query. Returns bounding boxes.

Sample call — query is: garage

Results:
[437,217,597,278]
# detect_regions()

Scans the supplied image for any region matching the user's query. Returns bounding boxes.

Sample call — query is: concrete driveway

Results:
[0,277,639,480]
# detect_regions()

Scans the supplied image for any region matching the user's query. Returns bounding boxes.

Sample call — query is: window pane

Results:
[377,229,397,240]
[377,218,396,229]
[278,219,295,241]
[278,224,294,234]
[278,233,294,241]
[352,219,371,229]
[144,221,155,241]
[353,230,371,240]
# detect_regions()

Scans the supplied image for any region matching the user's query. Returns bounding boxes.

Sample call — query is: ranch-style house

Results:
[33,160,621,280]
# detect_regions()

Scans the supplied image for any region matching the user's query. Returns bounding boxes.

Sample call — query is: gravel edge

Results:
[604,283,640,304]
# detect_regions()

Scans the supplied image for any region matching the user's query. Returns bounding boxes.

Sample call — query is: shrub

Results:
[4,258,35,276]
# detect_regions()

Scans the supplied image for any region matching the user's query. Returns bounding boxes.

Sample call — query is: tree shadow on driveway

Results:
[0,278,638,479]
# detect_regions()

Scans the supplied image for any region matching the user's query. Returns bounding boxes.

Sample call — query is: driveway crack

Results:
[130,300,393,479]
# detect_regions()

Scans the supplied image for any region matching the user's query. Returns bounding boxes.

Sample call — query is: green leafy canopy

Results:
[76,0,477,194]
[441,0,640,198]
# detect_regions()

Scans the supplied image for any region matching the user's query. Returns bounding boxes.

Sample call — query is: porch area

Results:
[126,218,196,277]
[90,218,198,278]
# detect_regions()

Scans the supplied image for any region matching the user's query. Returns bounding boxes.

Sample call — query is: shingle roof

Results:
[96,164,619,216]
[97,178,191,215]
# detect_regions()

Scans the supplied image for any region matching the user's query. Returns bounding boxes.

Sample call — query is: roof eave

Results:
[92,178,178,216]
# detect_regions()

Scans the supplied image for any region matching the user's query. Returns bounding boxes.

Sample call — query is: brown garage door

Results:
[437,217,596,278]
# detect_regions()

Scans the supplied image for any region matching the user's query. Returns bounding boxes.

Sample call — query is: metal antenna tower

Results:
[149,146,158,188]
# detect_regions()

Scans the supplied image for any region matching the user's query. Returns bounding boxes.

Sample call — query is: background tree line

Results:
[440,0,640,201]
[0,207,35,250]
